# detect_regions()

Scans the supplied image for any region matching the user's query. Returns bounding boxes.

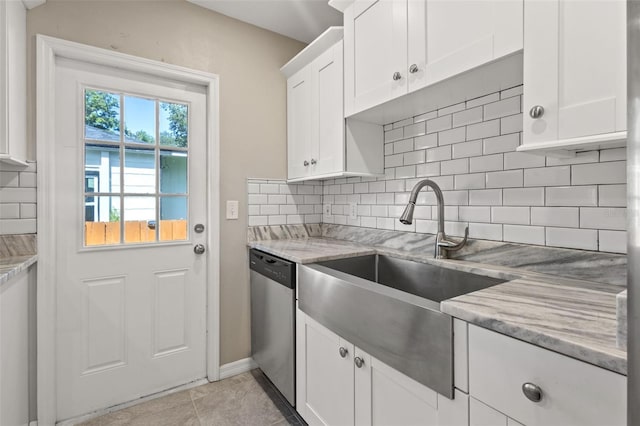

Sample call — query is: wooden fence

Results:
[85,220,187,245]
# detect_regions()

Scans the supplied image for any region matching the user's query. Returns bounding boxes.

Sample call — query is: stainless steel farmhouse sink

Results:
[298,254,506,399]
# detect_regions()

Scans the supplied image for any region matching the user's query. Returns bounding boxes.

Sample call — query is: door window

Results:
[83,89,189,246]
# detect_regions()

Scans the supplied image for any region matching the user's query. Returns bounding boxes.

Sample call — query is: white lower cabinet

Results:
[296,308,469,426]
[468,324,626,426]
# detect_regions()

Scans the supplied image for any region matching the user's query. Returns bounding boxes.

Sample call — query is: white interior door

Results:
[53,57,208,421]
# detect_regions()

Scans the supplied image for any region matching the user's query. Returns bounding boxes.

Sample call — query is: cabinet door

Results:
[287,66,312,180]
[344,0,407,116]
[354,347,468,426]
[297,311,355,426]
[408,0,523,92]
[523,0,626,146]
[311,41,345,177]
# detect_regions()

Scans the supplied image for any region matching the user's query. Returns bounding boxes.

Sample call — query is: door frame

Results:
[36,34,220,425]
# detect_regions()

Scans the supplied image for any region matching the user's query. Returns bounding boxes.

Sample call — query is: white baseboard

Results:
[219,357,257,380]
[29,421,38,426]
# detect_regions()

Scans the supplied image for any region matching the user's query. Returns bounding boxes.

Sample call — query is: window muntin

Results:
[83,89,189,247]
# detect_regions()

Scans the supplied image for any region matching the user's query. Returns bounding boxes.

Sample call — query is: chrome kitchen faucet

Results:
[399,179,468,259]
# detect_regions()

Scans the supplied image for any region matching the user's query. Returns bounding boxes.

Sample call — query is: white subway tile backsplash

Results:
[486,170,523,188]
[414,133,438,150]
[503,152,545,170]
[546,228,598,251]
[426,115,452,134]
[483,133,520,155]
[261,205,279,215]
[531,207,579,228]
[469,154,503,173]
[260,183,280,194]
[19,204,36,219]
[546,186,597,207]
[438,127,466,145]
[599,230,626,254]
[467,119,500,140]
[483,96,521,121]
[441,158,469,175]
[503,187,544,206]
[599,184,626,207]
[453,107,483,127]
[572,161,626,185]
[427,146,452,163]
[524,166,570,187]
[0,204,20,219]
[469,222,503,241]
[452,140,483,158]
[0,171,19,187]
[247,85,627,253]
[18,172,36,188]
[580,207,626,230]
[503,225,545,245]
[491,206,530,225]
[268,194,286,204]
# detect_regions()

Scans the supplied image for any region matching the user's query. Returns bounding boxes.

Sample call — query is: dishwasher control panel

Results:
[249,249,295,288]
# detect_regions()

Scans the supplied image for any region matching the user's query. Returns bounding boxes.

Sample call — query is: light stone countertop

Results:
[249,231,627,375]
[0,254,37,286]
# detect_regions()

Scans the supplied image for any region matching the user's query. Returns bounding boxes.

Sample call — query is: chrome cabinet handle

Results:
[303,160,309,166]
[393,72,402,81]
[522,382,543,402]
[409,64,419,73]
[529,105,544,119]
[194,244,206,255]
[339,347,348,358]
[310,158,317,165]
[354,357,364,368]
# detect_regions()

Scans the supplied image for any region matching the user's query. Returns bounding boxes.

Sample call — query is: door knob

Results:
[393,72,402,81]
[409,64,419,73]
[194,244,206,255]
[529,105,544,119]
[310,158,317,165]
[339,347,348,358]
[354,357,364,368]
[303,160,309,166]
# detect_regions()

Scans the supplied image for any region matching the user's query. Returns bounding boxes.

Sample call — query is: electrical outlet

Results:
[323,203,332,219]
[226,200,239,219]
[349,202,357,220]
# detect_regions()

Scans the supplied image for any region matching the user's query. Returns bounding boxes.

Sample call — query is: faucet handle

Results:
[438,226,469,252]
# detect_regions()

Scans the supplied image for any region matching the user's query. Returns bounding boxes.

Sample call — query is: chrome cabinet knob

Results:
[339,347,348,358]
[303,160,309,166]
[522,382,543,402]
[393,72,402,81]
[310,158,317,165]
[194,244,206,255]
[529,105,545,119]
[354,356,364,368]
[409,64,419,73]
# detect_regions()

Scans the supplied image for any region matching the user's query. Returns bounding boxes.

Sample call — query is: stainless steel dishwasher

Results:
[249,249,295,406]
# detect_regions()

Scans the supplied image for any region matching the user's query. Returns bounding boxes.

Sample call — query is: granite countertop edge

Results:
[248,237,627,376]
[0,255,38,286]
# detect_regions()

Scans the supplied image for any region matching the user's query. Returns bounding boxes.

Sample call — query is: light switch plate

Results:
[226,200,239,219]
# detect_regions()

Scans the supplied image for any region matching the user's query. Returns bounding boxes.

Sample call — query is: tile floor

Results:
[79,370,305,426]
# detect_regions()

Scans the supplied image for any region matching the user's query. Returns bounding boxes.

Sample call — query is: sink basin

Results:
[317,254,505,303]
[298,254,506,399]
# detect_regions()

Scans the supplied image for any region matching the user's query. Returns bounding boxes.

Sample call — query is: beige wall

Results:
[27,0,305,364]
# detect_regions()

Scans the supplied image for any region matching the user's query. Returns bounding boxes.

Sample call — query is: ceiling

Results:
[187,0,343,44]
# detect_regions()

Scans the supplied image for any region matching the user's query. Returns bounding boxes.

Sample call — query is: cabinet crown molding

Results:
[281,26,343,78]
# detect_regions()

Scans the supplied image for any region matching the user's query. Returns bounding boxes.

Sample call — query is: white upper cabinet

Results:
[408,0,523,93]
[282,27,383,182]
[0,0,28,166]
[341,0,523,117]
[520,0,626,154]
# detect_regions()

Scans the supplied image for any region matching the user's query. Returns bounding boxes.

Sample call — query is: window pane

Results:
[123,196,156,243]
[85,196,121,246]
[85,90,121,141]
[160,150,187,194]
[124,96,155,144]
[124,147,155,194]
[85,144,121,193]
[159,102,188,148]
[159,197,187,241]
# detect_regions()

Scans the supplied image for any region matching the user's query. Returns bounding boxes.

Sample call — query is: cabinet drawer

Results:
[468,325,626,426]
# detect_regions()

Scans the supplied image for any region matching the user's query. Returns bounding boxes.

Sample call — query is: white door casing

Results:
[37,35,220,425]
